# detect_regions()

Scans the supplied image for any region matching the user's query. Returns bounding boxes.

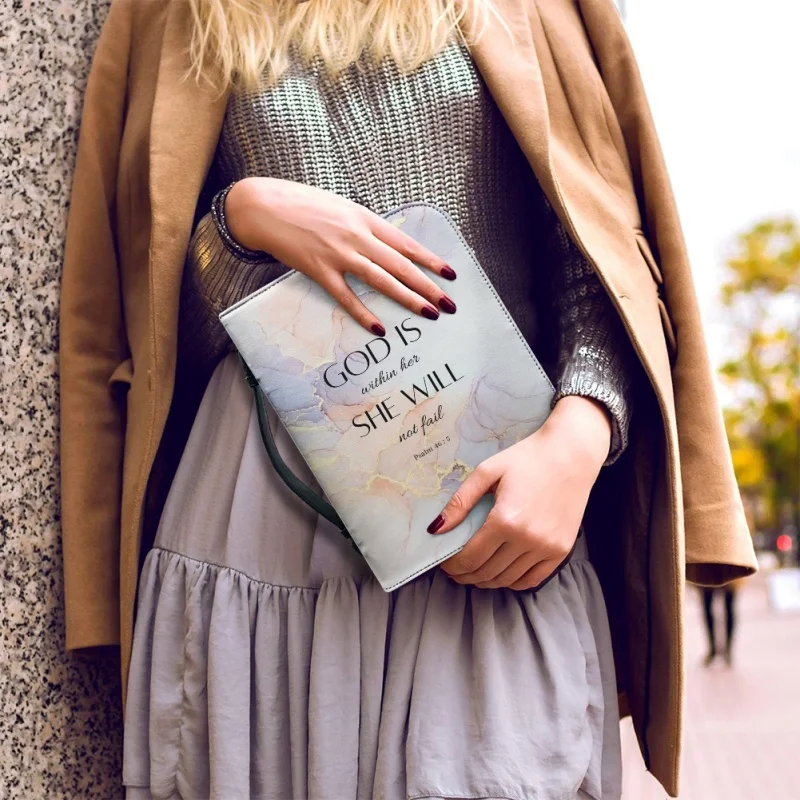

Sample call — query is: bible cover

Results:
[220,202,555,591]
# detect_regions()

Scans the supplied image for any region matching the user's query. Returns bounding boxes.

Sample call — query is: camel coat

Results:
[58,0,758,794]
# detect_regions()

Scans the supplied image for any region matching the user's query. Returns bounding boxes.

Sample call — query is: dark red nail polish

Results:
[371,322,386,336]
[427,514,445,534]
[438,295,457,314]
[421,305,440,321]
[441,265,457,280]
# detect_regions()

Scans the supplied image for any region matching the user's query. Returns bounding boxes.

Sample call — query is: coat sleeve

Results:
[59,0,133,650]
[576,0,758,585]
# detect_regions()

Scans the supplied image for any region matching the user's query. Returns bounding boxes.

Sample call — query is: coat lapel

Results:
[123,2,231,688]
[148,0,231,395]
[462,0,559,210]
[468,0,674,412]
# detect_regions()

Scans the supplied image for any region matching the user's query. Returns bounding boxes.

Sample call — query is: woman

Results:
[59,1,758,798]
[127,0,635,797]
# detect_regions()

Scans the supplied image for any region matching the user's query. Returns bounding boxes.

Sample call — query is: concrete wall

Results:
[1,1,123,796]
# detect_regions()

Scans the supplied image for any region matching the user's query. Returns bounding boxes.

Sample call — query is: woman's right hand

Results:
[224,176,457,336]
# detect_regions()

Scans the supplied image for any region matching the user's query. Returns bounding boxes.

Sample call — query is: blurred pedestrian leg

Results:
[723,585,736,664]
[701,583,741,666]
[701,588,717,665]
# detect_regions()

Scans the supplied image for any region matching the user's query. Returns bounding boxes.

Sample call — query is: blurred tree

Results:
[724,406,770,527]
[720,218,800,542]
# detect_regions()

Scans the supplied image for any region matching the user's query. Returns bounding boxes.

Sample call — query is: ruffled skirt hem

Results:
[123,543,620,800]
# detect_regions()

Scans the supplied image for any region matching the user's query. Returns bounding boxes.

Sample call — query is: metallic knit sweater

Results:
[180,36,634,464]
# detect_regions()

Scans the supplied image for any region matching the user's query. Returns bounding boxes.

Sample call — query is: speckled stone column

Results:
[1,1,123,797]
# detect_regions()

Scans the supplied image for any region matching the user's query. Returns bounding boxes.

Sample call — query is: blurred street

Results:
[621,569,800,799]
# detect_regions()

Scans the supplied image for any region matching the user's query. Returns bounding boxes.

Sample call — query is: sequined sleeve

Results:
[177,184,287,379]
[540,200,635,466]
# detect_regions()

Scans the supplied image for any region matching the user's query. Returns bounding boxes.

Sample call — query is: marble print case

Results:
[220,203,555,591]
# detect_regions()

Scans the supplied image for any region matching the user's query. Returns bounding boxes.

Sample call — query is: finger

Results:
[440,526,506,578]
[369,216,457,280]
[361,238,457,314]
[348,255,441,321]
[322,272,387,337]
[508,557,563,592]
[445,541,521,584]
[475,550,543,590]
[427,459,503,535]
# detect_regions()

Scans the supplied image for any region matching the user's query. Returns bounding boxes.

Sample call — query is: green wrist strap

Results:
[241,358,355,547]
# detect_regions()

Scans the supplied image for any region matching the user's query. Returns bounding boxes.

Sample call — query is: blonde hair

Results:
[186,0,508,93]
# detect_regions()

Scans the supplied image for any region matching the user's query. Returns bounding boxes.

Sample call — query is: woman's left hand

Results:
[429,395,612,590]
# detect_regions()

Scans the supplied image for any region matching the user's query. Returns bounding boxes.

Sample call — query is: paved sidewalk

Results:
[620,571,800,799]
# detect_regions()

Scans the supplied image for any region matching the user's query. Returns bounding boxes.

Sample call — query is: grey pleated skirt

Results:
[122,353,622,800]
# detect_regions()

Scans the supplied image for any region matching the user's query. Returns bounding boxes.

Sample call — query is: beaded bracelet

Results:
[210,180,276,263]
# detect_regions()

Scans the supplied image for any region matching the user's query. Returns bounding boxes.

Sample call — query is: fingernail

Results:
[421,305,440,321]
[438,295,457,314]
[440,265,457,280]
[371,322,386,336]
[427,513,445,534]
